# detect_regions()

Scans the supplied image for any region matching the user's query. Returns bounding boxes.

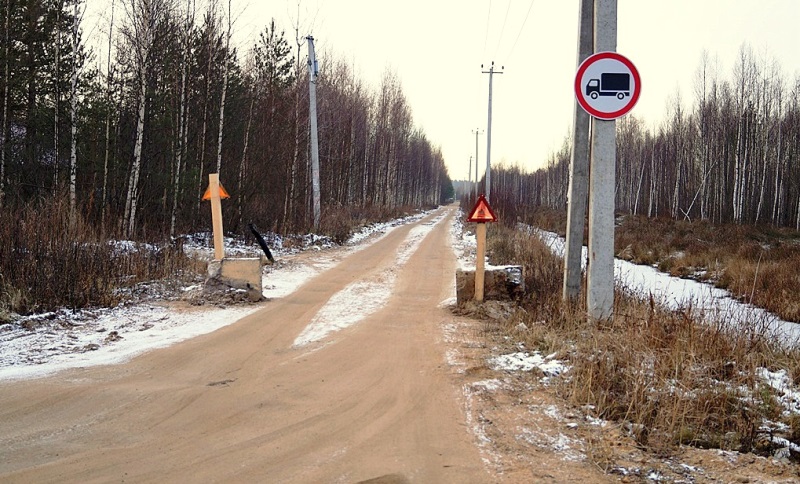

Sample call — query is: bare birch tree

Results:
[68,0,86,228]
[0,0,9,209]
[169,0,194,238]
[214,0,231,175]
[101,0,116,226]
[121,0,173,238]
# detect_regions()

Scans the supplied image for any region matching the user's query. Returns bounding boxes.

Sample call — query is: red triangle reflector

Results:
[466,194,497,223]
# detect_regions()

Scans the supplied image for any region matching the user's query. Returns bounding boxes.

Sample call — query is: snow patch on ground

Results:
[531,227,800,346]
[489,351,566,379]
[0,304,257,381]
[0,211,431,381]
[292,213,446,347]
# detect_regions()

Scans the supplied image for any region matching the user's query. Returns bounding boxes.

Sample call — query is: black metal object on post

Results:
[248,224,275,263]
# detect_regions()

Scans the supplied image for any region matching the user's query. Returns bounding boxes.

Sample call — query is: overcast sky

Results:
[88,0,800,181]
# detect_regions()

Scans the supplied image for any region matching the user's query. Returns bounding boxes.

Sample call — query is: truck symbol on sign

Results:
[586,73,630,100]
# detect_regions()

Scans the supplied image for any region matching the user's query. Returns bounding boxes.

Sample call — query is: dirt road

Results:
[0,206,489,483]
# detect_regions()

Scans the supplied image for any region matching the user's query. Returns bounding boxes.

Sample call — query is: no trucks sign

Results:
[575,51,641,120]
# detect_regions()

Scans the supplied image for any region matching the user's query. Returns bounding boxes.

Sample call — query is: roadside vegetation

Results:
[519,206,800,324]
[615,215,800,323]
[0,196,199,319]
[476,219,800,466]
[0,195,427,320]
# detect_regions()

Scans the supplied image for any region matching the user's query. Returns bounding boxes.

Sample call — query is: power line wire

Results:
[503,0,535,66]
[482,0,492,60]
[493,0,512,60]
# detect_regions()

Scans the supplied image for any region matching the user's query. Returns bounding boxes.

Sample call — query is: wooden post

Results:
[475,222,487,302]
[209,173,225,261]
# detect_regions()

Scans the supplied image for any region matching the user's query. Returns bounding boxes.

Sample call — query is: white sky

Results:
[86,0,800,180]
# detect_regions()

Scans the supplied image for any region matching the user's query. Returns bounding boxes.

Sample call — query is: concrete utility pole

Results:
[482,63,503,202]
[587,0,618,321]
[307,36,321,230]
[563,0,594,302]
[472,128,483,198]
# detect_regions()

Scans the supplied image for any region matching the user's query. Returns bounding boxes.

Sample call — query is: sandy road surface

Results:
[0,206,489,483]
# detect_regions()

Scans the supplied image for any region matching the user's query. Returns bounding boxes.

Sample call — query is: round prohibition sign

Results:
[575,51,641,120]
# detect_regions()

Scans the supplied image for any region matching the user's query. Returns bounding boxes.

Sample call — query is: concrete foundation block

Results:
[206,258,263,302]
[456,265,524,305]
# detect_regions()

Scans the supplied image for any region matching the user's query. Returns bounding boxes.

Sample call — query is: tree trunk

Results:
[215,2,230,175]
[54,0,63,191]
[237,93,254,231]
[0,0,9,209]
[196,5,215,214]
[733,114,744,223]
[125,67,148,238]
[69,0,80,228]
[102,0,116,227]
[170,0,193,238]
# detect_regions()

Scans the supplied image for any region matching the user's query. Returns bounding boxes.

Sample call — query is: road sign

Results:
[467,194,497,223]
[202,182,230,201]
[575,51,640,120]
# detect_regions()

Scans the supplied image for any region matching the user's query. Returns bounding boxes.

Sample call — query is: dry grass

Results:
[482,223,800,460]
[615,215,800,323]
[520,207,800,323]
[320,204,429,244]
[0,196,199,317]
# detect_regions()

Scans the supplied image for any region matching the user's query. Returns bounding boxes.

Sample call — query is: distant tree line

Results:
[0,0,452,240]
[481,45,800,230]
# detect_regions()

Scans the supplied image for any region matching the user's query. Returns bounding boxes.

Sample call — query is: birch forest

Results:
[486,45,800,231]
[0,0,452,240]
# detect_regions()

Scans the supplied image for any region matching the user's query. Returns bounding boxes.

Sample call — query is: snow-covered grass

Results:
[530,226,800,346]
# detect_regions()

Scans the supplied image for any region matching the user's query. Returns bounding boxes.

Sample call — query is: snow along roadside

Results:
[529,226,800,346]
[0,211,430,382]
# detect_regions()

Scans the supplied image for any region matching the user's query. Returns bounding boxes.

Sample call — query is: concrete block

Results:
[456,265,524,305]
[206,258,263,302]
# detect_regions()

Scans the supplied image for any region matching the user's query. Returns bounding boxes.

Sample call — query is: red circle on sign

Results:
[575,51,640,120]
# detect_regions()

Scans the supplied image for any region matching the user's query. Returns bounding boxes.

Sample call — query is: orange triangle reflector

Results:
[466,194,497,223]
[202,183,231,201]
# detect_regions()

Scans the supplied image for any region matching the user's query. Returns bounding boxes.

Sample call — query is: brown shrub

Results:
[0,196,198,315]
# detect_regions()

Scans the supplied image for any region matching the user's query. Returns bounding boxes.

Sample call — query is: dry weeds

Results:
[0,196,199,317]
[481,223,800,467]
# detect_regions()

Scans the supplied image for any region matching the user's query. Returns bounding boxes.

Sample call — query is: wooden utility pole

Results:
[482,63,503,202]
[307,36,321,230]
[563,0,594,302]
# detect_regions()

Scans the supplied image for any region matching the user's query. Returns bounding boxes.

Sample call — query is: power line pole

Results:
[472,128,483,198]
[587,0,618,321]
[563,0,594,302]
[307,36,321,230]
[482,62,503,202]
